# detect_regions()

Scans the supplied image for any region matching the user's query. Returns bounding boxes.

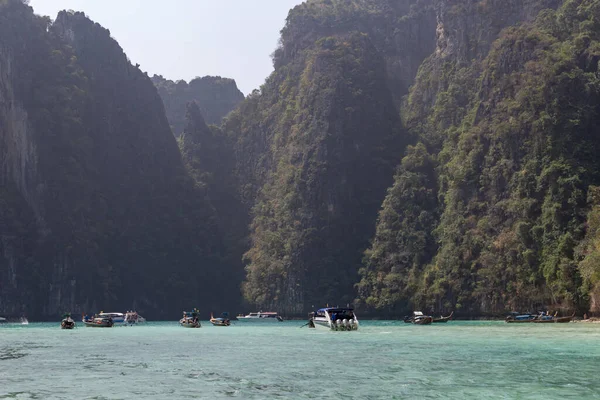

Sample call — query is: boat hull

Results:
[506,319,534,323]
[61,320,75,329]
[180,319,201,328]
[235,317,282,322]
[312,319,358,331]
[432,312,453,323]
[532,316,574,323]
[124,313,146,325]
[210,320,230,326]
[555,316,574,323]
[83,321,113,328]
[413,316,433,325]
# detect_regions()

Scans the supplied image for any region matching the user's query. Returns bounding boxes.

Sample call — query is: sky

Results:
[29,0,305,94]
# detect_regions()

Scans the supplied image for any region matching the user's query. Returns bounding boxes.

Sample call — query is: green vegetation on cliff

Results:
[241,33,404,313]
[359,0,600,315]
[228,0,437,313]
[4,0,600,318]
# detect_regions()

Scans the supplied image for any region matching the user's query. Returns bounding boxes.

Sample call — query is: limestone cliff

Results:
[0,2,227,318]
[152,75,244,136]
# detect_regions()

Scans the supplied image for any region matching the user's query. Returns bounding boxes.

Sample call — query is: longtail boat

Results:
[61,313,75,329]
[505,312,537,323]
[180,309,201,328]
[412,311,433,325]
[555,313,576,323]
[432,311,453,323]
[82,315,114,327]
[209,312,231,326]
[507,311,575,323]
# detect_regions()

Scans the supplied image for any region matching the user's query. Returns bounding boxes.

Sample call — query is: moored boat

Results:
[532,312,575,323]
[61,313,75,329]
[531,312,555,323]
[310,307,359,331]
[506,311,575,323]
[124,311,146,325]
[180,309,201,328]
[412,311,433,325]
[97,312,125,324]
[82,314,114,327]
[554,313,576,323]
[432,311,453,323]
[236,311,283,322]
[209,312,231,326]
[505,312,537,323]
[0,317,6,323]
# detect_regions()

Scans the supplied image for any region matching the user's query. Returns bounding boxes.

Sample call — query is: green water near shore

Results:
[1,321,599,399]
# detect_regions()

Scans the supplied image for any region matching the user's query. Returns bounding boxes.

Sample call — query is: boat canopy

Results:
[413,311,424,316]
[98,312,124,317]
[183,311,198,317]
[317,308,354,313]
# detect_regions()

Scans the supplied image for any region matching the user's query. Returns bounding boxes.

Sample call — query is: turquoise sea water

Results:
[1,320,599,399]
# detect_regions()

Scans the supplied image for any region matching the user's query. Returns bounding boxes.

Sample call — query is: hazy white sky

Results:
[29,0,304,94]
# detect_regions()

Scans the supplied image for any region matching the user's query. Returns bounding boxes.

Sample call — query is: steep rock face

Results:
[152,75,244,136]
[433,0,562,62]
[0,50,40,224]
[0,44,40,313]
[405,0,562,136]
[275,0,437,106]
[243,34,402,313]
[0,2,225,318]
[226,0,440,314]
[179,103,248,297]
[0,0,90,316]
[577,187,600,314]
[360,0,600,316]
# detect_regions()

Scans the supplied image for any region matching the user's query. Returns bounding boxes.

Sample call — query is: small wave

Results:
[0,349,27,361]
[0,392,41,399]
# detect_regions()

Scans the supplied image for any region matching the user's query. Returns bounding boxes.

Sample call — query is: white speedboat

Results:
[97,312,125,323]
[0,317,6,323]
[236,311,283,322]
[124,311,146,325]
[311,307,359,331]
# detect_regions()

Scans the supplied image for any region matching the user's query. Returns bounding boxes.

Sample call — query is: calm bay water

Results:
[1,320,599,399]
